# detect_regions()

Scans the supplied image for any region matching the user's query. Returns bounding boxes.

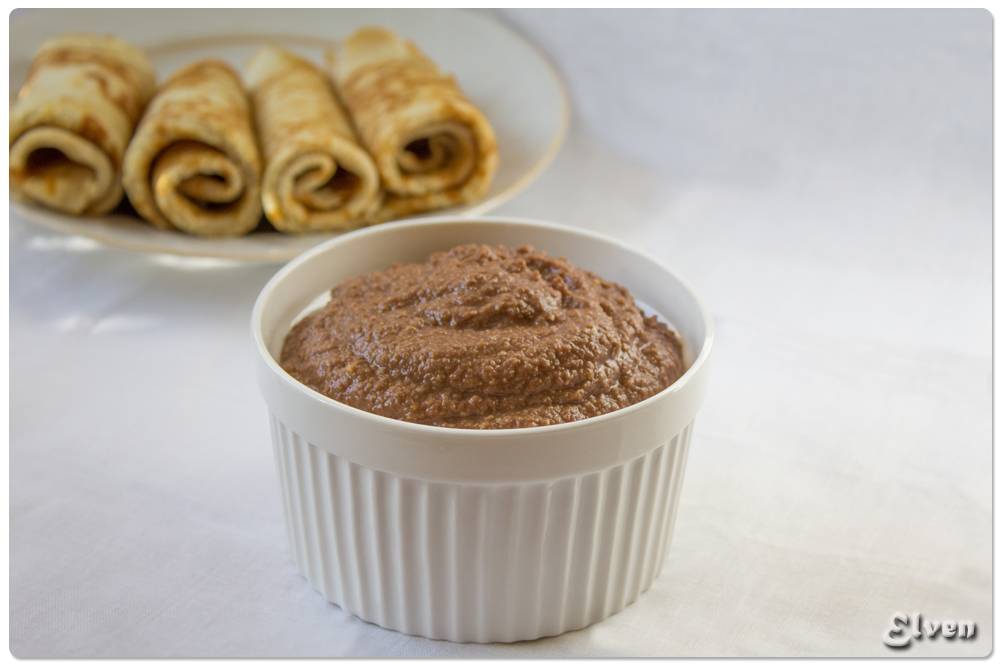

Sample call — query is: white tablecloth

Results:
[10,9,992,657]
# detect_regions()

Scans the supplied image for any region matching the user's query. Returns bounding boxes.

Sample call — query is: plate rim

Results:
[11,9,571,264]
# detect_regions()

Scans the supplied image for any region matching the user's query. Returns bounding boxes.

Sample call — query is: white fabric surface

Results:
[10,9,992,657]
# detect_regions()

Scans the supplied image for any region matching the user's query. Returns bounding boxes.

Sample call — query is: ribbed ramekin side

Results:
[269,412,695,643]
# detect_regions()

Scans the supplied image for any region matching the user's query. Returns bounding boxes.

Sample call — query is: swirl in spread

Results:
[280,244,685,429]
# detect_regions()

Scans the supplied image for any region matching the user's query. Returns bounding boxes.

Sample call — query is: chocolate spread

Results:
[280,244,685,429]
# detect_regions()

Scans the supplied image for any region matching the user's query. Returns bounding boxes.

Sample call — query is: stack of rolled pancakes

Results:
[9,27,499,237]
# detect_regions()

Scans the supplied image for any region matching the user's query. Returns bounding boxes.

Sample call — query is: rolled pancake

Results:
[246,46,379,233]
[10,34,156,215]
[327,27,498,221]
[123,60,261,237]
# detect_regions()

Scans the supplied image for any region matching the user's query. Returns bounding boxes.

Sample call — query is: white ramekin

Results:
[252,217,713,643]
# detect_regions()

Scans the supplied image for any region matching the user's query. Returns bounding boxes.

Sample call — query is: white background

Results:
[10,9,992,657]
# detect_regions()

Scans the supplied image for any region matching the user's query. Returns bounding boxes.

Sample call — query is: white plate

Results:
[9,9,569,263]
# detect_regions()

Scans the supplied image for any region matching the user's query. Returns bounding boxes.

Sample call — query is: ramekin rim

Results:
[251,215,715,439]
